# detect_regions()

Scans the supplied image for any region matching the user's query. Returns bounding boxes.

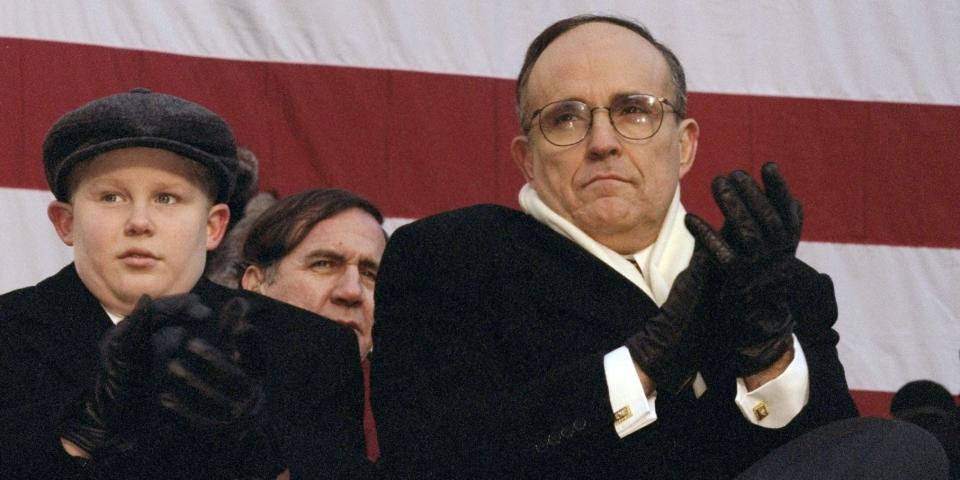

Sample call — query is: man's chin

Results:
[575,202,641,231]
[319,314,367,334]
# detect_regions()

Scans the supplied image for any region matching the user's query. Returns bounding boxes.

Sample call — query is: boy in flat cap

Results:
[0,89,366,478]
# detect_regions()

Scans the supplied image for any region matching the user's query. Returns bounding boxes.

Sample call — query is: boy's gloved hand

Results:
[150,295,284,479]
[62,294,285,478]
[61,294,174,457]
[151,296,264,428]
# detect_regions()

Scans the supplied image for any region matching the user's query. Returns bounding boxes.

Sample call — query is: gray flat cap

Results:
[42,88,238,203]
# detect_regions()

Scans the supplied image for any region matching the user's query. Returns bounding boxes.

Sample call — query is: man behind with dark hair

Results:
[238,188,387,465]
[372,14,858,477]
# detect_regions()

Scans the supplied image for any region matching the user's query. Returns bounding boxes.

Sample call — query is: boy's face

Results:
[48,147,229,316]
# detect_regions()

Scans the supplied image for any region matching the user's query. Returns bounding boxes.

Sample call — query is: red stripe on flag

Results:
[3,38,959,248]
[684,94,960,249]
[851,389,960,418]
[850,389,895,417]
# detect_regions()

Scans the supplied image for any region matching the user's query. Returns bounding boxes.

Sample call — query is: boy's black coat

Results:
[0,264,366,479]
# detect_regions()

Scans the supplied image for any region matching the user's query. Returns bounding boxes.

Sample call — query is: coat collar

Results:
[13,264,113,387]
[494,209,661,337]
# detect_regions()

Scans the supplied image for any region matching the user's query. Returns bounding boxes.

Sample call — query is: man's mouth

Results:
[585,173,630,187]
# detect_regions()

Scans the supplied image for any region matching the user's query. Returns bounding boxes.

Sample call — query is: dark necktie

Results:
[362,357,381,462]
[626,256,645,278]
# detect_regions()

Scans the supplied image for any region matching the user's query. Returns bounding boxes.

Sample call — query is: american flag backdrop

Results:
[1,0,958,417]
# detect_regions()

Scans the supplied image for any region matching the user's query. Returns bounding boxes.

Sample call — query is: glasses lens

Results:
[611,95,663,140]
[539,101,590,146]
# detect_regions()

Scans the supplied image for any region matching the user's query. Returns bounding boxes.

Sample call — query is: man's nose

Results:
[331,266,364,307]
[124,203,155,236]
[585,108,622,159]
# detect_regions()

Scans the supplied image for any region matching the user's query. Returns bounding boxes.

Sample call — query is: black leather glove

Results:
[625,247,715,393]
[149,295,284,479]
[60,294,171,459]
[63,294,284,478]
[685,162,801,376]
[152,298,263,428]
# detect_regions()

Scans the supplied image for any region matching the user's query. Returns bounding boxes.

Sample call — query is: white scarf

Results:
[518,183,694,306]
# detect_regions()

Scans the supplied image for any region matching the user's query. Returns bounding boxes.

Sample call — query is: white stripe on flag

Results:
[0,188,73,295]
[1,1,957,105]
[4,185,957,398]
[0,187,413,294]
[799,241,960,394]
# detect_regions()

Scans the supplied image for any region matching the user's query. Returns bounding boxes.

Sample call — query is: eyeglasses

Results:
[525,94,677,147]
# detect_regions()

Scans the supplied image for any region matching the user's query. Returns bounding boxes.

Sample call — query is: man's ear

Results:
[677,118,700,179]
[240,265,265,292]
[510,135,535,182]
[206,203,230,251]
[47,201,76,246]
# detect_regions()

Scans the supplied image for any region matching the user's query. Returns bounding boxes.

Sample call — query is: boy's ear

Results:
[240,265,265,292]
[206,203,230,251]
[47,201,76,246]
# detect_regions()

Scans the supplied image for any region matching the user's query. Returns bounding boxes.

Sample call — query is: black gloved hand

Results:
[60,294,172,458]
[625,247,716,393]
[151,297,263,428]
[63,294,284,478]
[149,295,284,480]
[685,162,801,376]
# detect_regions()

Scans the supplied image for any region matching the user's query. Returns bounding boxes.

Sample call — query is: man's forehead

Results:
[298,210,386,255]
[526,22,671,105]
[298,244,382,269]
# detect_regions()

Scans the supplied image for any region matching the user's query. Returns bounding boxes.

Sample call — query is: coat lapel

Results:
[498,211,660,338]
[18,264,112,389]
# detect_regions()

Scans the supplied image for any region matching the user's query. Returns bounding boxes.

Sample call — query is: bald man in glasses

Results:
[372,14,859,478]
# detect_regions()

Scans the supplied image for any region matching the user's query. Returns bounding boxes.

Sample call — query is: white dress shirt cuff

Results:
[735,335,809,428]
[604,346,658,438]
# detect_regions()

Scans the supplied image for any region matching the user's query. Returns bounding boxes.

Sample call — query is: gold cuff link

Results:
[752,401,769,422]
[614,406,633,425]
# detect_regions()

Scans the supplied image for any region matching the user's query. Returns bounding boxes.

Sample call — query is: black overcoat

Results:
[372,204,858,478]
[0,264,367,478]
